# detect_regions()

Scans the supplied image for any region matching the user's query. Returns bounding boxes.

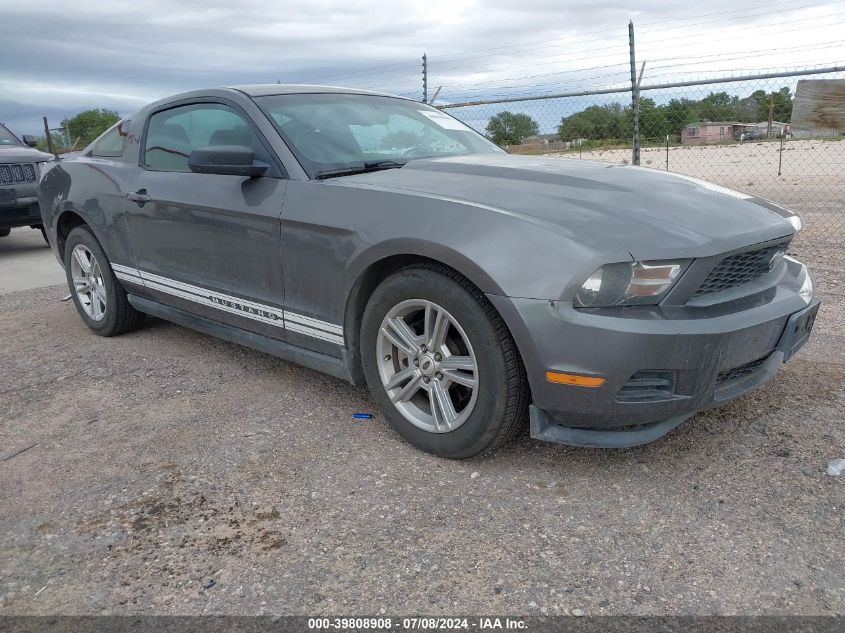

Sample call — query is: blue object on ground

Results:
[353,413,374,419]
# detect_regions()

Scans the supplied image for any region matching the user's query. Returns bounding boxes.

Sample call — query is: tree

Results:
[554,85,795,146]
[696,91,740,122]
[756,87,792,123]
[637,97,670,141]
[662,98,698,138]
[485,111,539,146]
[61,108,120,147]
[558,103,627,141]
[35,132,65,153]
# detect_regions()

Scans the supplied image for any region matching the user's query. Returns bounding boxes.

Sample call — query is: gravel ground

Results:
[1,284,843,616]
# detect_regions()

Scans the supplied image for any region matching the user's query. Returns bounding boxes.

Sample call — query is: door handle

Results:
[126,189,152,205]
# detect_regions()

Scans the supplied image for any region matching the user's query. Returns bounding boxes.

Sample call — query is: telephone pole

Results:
[767,95,774,138]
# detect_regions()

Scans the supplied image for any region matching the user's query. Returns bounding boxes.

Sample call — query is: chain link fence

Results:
[438,68,845,289]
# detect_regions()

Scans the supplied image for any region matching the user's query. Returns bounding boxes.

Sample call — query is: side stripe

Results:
[112,263,144,285]
[140,269,285,320]
[114,271,143,284]
[110,262,344,345]
[142,278,286,329]
[284,310,344,336]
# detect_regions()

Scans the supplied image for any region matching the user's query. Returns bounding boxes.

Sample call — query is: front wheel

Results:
[361,265,529,458]
[64,225,145,336]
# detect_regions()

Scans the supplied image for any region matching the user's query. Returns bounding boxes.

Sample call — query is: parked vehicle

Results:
[0,122,53,239]
[38,86,818,457]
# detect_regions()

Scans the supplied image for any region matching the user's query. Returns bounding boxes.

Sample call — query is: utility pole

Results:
[628,21,640,166]
[767,95,774,138]
[422,53,428,103]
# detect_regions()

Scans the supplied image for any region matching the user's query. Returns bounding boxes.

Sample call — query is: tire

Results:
[64,225,145,337]
[0,228,10,238]
[361,264,529,459]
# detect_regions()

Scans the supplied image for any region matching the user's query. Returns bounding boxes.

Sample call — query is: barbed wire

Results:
[307,1,842,92]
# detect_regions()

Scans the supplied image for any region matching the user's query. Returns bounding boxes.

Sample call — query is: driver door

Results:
[122,101,289,340]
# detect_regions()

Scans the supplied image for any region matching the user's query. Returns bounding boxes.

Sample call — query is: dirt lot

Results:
[1,282,843,616]
[1,142,844,616]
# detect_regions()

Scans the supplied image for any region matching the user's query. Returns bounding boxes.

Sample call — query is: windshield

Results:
[0,125,22,146]
[253,93,502,178]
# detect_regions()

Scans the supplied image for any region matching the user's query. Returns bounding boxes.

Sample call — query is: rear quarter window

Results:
[90,121,130,157]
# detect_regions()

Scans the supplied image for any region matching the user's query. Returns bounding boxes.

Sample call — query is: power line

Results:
[441,57,844,103]
[637,0,831,35]
[429,8,843,80]
[318,8,844,95]
[636,12,845,54]
[438,39,844,95]
[422,0,828,67]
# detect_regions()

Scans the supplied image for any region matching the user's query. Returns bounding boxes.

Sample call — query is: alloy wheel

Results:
[376,299,478,433]
[70,244,107,321]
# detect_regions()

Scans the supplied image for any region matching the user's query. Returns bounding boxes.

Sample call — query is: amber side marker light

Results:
[545,371,606,387]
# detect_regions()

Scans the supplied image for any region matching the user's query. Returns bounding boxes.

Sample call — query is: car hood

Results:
[336,153,795,260]
[0,145,54,163]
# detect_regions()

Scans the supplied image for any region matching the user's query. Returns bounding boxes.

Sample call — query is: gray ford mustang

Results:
[38,85,819,458]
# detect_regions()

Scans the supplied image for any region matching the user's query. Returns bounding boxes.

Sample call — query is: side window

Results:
[90,120,130,157]
[144,103,270,173]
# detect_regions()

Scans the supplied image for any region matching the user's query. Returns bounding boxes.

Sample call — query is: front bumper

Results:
[0,200,41,229]
[1,174,41,229]
[488,257,818,447]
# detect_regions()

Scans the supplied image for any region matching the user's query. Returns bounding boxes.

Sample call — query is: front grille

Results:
[616,370,676,402]
[0,163,36,184]
[694,243,787,297]
[716,355,769,385]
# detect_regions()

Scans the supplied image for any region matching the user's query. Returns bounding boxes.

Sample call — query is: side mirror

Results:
[188,145,268,177]
[22,134,38,148]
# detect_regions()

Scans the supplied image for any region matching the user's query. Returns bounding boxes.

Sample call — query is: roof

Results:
[229,84,400,98]
[131,84,413,121]
[684,121,744,127]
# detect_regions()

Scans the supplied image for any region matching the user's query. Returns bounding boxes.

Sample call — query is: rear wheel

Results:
[361,265,528,458]
[0,228,10,238]
[64,225,145,336]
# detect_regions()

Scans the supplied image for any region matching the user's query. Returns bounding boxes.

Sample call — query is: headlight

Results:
[786,214,802,232]
[574,260,689,308]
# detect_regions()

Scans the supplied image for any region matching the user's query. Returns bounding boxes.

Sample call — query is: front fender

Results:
[344,237,507,298]
[39,158,135,267]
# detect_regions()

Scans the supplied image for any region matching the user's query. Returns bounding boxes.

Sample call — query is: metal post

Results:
[778,133,784,176]
[429,85,442,105]
[628,21,640,166]
[422,54,428,103]
[666,134,669,171]
[42,116,58,159]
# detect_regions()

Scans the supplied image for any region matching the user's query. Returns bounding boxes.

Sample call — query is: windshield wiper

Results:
[315,160,407,180]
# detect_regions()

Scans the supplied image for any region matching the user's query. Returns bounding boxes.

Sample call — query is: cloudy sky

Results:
[2,0,843,135]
